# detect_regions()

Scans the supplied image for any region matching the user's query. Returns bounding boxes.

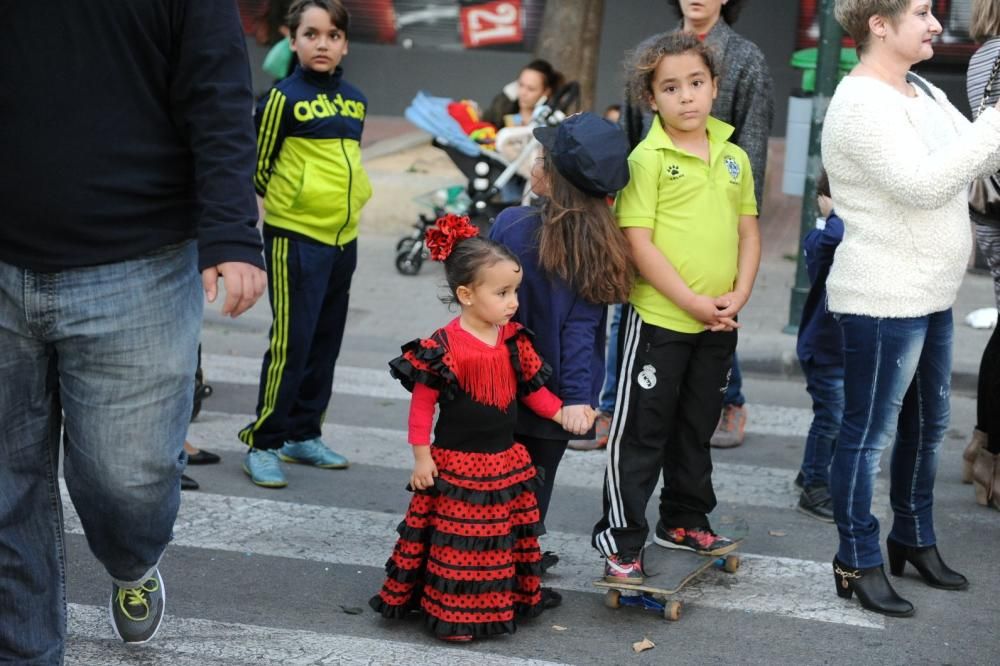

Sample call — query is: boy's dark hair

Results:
[816,168,831,198]
[287,0,350,37]
[624,31,719,107]
[441,238,521,306]
[666,0,746,25]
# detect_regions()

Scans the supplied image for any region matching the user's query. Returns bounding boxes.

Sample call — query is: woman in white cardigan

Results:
[822,0,1000,617]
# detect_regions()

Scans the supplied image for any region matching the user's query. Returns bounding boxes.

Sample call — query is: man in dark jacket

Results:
[0,1,266,659]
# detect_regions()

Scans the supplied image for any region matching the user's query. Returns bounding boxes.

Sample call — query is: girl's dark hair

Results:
[624,31,719,107]
[816,167,831,198]
[441,237,522,306]
[522,59,565,95]
[287,0,350,37]
[538,155,635,304]
[666,0,746,25]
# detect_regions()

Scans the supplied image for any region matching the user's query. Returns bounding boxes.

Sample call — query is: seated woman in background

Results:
[482,59,565,128]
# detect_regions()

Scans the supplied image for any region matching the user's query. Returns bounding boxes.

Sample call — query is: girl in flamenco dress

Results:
[369,214,585,642]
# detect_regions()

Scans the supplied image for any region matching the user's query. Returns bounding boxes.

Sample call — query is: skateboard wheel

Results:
[664,600,682,621]
[604,589,621,609]
[724,555,740,573]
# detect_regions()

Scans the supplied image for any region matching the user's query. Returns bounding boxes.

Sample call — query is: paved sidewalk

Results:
[360,115,997,394]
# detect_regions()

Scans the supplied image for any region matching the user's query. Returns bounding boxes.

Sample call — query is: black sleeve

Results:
[170,0,264,271]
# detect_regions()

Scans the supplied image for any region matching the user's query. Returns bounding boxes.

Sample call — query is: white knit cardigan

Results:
[821,75,1000,318]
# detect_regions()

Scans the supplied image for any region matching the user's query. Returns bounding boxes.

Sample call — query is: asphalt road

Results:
[63,233,1000,665]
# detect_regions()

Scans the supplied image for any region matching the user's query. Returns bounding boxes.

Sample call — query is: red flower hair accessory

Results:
[425,214,479,262]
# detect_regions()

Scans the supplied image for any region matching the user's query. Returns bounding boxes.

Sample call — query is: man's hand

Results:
[202,262,267,318]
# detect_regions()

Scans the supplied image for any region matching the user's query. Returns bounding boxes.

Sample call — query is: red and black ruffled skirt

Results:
[369,442,546,639]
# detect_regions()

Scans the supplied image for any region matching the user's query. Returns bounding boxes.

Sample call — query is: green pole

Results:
[785,0,845,334]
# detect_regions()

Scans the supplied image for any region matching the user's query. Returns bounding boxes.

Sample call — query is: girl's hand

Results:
[410,446,438,491]
[561,404,594,436]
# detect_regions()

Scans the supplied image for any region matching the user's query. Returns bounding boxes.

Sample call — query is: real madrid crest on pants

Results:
[637,364,657,390]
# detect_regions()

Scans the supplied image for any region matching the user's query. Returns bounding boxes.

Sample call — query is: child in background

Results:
[794,168,844,522]
[592,31,760,581]
[370,215,574,642]
[238,0,372,488]
[489,112,634,574]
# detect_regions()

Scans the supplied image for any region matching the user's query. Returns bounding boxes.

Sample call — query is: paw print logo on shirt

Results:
[666,164,683,180]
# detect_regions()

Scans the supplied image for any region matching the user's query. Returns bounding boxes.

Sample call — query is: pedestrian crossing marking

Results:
[202,354,816,437]
[61,484,882,629]
[188,411,889,513]
[65,603,568,665]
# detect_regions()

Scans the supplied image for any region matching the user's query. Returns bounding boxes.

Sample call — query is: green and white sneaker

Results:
[109,569,165,643]
[244,448,288,488]
[278,438,349,469]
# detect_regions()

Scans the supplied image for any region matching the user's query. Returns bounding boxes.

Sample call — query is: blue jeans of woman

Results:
[0,242,200,663]
[799,359,844,488]
[830,310,952,569]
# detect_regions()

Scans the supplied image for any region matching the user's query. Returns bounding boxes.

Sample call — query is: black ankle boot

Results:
[886,538,968,590]
[833,557,914,617]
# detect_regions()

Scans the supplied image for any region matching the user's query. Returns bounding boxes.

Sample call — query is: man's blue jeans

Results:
[830,310,951,569]
[799,359,844,488]
[0,242,200,663]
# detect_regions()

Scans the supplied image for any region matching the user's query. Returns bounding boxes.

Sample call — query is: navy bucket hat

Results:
[533,112,630,198]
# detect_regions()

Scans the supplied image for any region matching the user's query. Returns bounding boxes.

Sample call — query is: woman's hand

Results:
[561,404,595,436]
[410,446,438,491]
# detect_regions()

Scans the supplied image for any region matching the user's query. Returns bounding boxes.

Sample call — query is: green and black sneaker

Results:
[109,569,165,643]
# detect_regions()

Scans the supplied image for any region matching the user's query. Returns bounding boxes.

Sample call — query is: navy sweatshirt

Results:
[796,212,845,366]
[0,1,264,272]
[489,206,607,440]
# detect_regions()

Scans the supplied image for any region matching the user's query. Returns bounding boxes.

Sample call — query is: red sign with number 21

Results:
[460,1,523,48]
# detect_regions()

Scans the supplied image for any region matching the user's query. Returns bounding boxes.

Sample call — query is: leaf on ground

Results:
[632,638,655,653]
[340,606,364,615]
[768,530,787,537]
[552,625,568,631]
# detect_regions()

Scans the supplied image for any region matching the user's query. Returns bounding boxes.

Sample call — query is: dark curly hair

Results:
[624,31,719,108]
[666,0,746,25]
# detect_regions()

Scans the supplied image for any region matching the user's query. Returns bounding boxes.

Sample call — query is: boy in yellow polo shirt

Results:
[592,32,760,582]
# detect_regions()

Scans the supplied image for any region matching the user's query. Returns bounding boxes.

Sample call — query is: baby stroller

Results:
[394,84,579,275]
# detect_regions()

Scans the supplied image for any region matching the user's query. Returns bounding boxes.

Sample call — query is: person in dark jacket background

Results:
[794,168,844,523]
[0,1,266,658]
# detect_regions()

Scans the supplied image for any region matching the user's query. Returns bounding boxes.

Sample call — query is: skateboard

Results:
[594,519,748,622]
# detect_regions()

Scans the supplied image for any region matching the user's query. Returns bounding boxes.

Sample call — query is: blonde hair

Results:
[971,0,1000,42]
[834,0,910,53]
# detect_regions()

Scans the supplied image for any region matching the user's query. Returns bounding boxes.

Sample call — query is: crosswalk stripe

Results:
[204,353,409,401]
[189,411,890,513]
[66,603,567,665]
[202,354,814,437]
[61,486,882,630]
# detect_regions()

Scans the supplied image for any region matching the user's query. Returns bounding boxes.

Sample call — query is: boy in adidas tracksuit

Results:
[239,0,372,488]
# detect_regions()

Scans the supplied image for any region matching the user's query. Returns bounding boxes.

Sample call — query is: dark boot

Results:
[797,484,834,523]
[833,557,914,617]
[886,538,968,590]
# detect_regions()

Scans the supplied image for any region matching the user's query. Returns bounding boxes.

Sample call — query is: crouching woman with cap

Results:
[489,113,635,577]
